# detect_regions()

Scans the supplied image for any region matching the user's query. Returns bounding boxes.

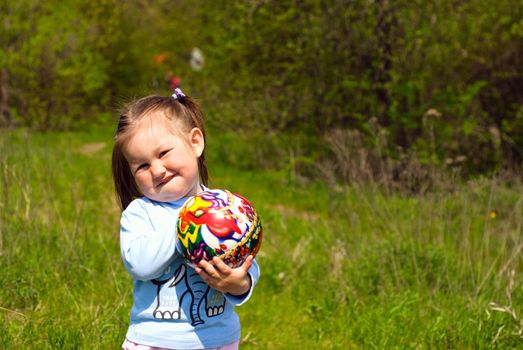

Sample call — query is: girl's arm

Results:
[120,200,177,281]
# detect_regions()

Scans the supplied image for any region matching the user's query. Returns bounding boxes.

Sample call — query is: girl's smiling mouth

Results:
[156,175,175,188]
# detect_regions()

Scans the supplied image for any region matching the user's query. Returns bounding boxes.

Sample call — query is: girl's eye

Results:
[136,164,148,172]
[159,149,171,157]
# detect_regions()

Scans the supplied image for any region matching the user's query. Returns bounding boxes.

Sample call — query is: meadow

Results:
[1,126,523,349]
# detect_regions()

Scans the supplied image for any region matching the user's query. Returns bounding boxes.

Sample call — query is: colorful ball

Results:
[176,189,263,268]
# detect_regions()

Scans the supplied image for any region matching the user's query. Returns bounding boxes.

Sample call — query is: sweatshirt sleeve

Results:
[120,200,178,281]
[224,258,260,306]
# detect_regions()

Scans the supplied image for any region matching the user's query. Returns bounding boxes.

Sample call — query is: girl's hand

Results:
[195,255,254,296]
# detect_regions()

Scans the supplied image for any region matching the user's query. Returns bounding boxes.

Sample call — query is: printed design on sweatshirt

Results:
[151,263,226,326]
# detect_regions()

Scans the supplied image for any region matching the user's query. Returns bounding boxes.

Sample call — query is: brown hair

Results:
[111,94,209,210]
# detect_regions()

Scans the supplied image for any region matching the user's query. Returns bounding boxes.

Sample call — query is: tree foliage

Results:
[1,0,123,129]
[1,0,522,173]
[199,0,522,172]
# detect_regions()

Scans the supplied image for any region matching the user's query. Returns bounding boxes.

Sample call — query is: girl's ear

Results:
[189,127,205,157]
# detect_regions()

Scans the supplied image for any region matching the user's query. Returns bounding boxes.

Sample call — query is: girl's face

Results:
[123,117,205,203]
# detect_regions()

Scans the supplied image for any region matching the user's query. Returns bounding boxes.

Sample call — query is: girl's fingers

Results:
[198,259,219,278]
[240,255,253,271]
[194,267,212,285]
[197,255,254,282]
[194,265,209,278]
[211,257,230,274]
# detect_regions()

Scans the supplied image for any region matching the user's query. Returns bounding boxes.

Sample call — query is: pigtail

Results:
[112,142,142,210]
[175,95,209,187]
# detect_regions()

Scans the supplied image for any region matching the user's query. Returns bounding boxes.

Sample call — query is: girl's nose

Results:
[150,161,166,179]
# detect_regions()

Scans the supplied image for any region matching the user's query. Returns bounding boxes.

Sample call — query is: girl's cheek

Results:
[134,173,147,185]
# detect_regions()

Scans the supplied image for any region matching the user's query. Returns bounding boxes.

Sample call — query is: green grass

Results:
[1,127,523,349]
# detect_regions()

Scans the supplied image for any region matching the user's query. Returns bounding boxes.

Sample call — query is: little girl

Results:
[112,88,260,350]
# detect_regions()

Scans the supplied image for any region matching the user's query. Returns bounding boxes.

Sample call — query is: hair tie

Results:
[172,88,186,100]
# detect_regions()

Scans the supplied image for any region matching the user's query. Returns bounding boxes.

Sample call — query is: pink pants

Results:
[122,339,240,350]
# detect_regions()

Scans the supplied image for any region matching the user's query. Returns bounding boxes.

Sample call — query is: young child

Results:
[112,88,260,350]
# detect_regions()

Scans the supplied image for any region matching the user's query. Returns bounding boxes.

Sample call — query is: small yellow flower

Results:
[489,210,497,219]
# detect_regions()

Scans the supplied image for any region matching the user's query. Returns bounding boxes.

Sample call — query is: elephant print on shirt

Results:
[151,263,226,326]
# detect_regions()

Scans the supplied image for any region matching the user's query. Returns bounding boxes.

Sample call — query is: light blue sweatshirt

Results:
[119,195,260,349]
